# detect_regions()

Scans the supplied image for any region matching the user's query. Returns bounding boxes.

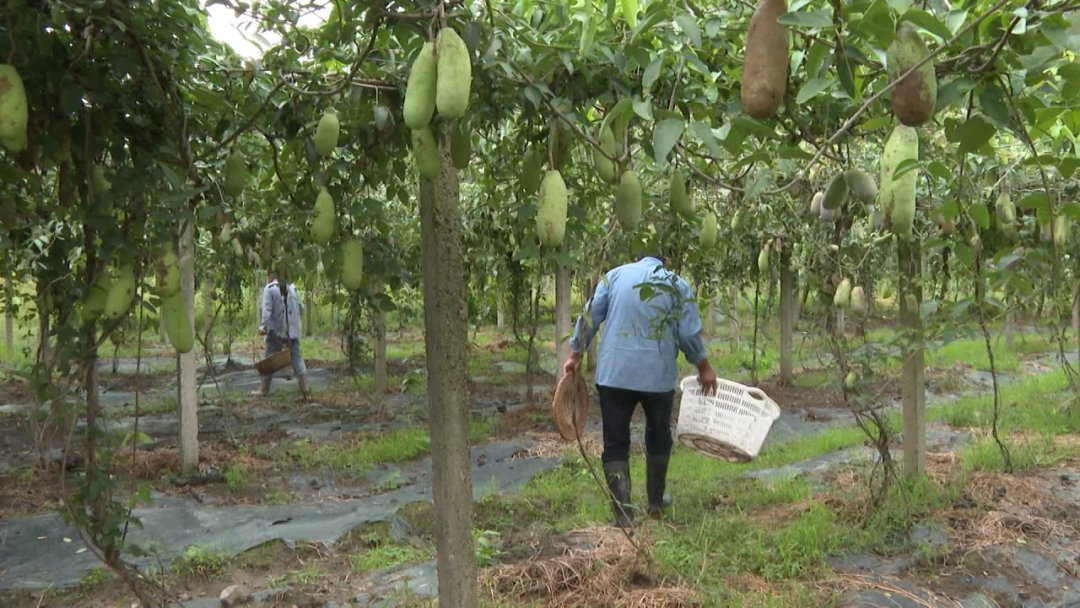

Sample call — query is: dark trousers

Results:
[597,385,675,463]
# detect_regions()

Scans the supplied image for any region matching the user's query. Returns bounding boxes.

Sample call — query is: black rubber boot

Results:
[603,461,635,528]
[646,453,672,518]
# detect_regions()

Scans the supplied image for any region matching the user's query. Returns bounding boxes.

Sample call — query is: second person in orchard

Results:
[562,250,718,528]
[255,268,308,398]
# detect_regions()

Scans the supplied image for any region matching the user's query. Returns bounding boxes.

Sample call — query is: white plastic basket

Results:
[675,376,781,462]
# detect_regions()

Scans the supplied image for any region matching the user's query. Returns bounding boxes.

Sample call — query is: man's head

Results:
[267,269,278,283]
[636,246,668,266]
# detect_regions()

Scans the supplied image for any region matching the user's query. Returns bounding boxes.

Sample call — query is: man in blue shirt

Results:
[255,269,308,397]
[563,252,717,527]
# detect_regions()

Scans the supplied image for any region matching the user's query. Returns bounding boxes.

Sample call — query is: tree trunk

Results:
[555,257,571,377]
[178,223,199,475]
[729,284,741,351]
[1005,290,1016,350]
[495,296,505,329]
[779,247,795,385]
[203,274,213,359]
[4,277,12,358]
[374,308,388,394]
[704,293,716,337]
[836,309,846,338]
[305,282,314,338]
[1073,283,1080,361]
[159,307,168,341]
[419,143,477,607]
[899,238,926,478]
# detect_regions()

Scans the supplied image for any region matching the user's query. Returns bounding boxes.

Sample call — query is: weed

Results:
[173,545,228,579]
[224,463,248,492]
[78,567,113,594]
[349,544,433,573]
[289,563,324,584]
[473,529,503,567]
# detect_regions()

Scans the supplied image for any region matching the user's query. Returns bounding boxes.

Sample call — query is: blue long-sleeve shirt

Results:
[260,280,304,339]
[569,257,707,393]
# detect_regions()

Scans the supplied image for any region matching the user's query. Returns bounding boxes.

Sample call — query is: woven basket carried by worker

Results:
[675,376,781,462]
[551,370,589,441]
[255,348,293,376]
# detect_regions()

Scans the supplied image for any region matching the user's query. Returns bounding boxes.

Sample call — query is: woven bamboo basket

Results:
[551,370,589,441]
[255,348,292,376]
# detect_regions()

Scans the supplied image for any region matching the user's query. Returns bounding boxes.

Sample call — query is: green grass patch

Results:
[959,433,1073,473]
[349,543,434,573]
[929,370,1080,435]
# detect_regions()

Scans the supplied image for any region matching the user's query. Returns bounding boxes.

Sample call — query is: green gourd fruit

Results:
[403,42,437,130]
[886,22,937,127]
[757,248,770,274]
[521,149,543,193]
[614,170,642,231]
[92,165,112,193]
[0,65,28,152]
[412,128,440,180]
[593,125,617,184]
[310,187,336,244]
[809,191,823,216]
[880,125,919,240]
[822,172,849,210]
[223,150,247,197]
[156,243,180,297]
[700,213,718,248]
[850,286,867,314]
[536,170,568,248]
[670,170,694,219]
[341,238,364,291]
[1054,215,1072,248]
[435,28,472,120]
[450,122,471,170]
[104,264,136,321]
[844,371,857,390]
[844,169,877,205]
[83,275,111,322]
[740,0,788,119]
[162,293,193,353]
[314,109,340,157]
[833,278,852,309]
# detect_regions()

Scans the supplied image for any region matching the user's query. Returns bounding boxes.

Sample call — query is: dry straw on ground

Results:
[480,527,701,608]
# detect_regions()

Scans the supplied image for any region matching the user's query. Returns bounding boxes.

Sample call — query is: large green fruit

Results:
[522,149,543,193]
[104,264,136,321]
[551,122,574,170]
[0,65,28,152]
[83,275,111,322]
[757,248,770,274]
[880,125,919,240]
[886,22,937,127]
[156,243,180,297]
[833,278,852,310]
[844,169,877,205]
[820,204,838,223]
[92,165,112,194]
[536,170,568,248]
[450,122,471,170]
[844,371,857,390]
[809,191,823,215]
[670,170,694,219]
[740,0,788,119]
[412,128,440,180]
[435,28,472,119]
[314,109,340,156]
[162,293,193,353]
[1054,215,1072,248]
[310,187,336,244]
[593,125,617,184]
[850,286,867,314]
[822,172,849,210]
[614,170,642,231]
[341,238,364,290]
[403,42,437,130]
[220,222,232,244]
[223,150,247,197]
[700,213,718,248]
[995,192,1015,225]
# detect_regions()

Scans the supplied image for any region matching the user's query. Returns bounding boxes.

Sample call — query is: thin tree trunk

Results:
[704,294,716,337]
[374,308,388,394]
[178,223,199,475]
[555,257,571,377]
[1005,290,1016,350]
[729,284,741,351]
[899,238,926,478]
[1073,283,1080,362]
[419,143,477,607]
[495,296,505,329]
[4,277,12,358]
[779,247,795,385]
[203,274,213,359]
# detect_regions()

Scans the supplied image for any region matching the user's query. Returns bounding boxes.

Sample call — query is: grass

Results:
[172,545,229,579]
[224,463,248,492]
[349,543,434,573]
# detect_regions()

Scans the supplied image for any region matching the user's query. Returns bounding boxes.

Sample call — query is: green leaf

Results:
[1062,202,1080,221]
[689,121,724,158]
[652,118,685,165]
[951,115,996,155]
[945,9,969,34]
[899,10,951,40]
[621,0,638,29]
[893,158,921,180]
[938,199,960,221]
[935,78,976,112]
[1059,157,1080,180]
[968,202,990,230]
[1017,192,1049,214]
[795,77,832,104]
[643,56,663,93]
[804,42,830,79]
[632,98,653,121]
[778,10,833,28]
[978,84,1011,127]
[927,161,952,181]
[856,115,892,132]
[860,0,895,47]
[675,13,701,48]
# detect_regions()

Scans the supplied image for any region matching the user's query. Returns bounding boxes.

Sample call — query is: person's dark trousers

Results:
[597,385,675,522]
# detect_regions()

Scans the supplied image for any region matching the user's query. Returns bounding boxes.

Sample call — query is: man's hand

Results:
[697,360,718,396]
[562,351,583,378]
[257,327,267,336]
